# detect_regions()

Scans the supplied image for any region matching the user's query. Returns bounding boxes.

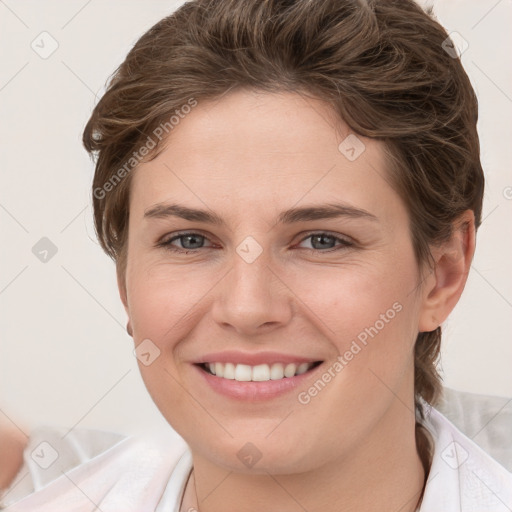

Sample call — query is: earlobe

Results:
[418,210,476,333]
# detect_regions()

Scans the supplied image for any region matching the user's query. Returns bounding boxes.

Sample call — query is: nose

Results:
[210,248,293,336]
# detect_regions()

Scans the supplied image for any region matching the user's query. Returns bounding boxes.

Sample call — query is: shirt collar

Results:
[418,404,512,511]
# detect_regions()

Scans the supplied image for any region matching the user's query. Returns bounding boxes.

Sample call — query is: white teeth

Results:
[296,362,310,375]
[252,364,270,381]
[215,362,224,377]
[269,363,285,380]
[234,364,252,381]
[223,362,236,379]
[284,363,297,378]
[203,361,317,381]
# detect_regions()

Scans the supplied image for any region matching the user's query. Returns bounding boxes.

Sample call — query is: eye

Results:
[157,232,215,254]
[296,232,353,253]
[156,231,353,255]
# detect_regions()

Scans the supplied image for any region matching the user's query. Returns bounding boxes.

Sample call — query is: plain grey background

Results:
[1,0,511,438]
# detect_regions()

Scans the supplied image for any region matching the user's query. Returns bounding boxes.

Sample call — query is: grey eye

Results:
[177,234,206,249]
[308,234,337,250]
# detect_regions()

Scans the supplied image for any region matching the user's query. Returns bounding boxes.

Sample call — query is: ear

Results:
[418,210,476,332]
[116,264,129,314]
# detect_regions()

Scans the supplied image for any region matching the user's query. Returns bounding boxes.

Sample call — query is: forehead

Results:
[130,89,401,223]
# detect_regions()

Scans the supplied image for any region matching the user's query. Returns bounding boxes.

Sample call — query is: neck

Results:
[180,398,427,512]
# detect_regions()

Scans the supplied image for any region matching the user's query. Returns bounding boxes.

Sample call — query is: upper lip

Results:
[193,350,323,366]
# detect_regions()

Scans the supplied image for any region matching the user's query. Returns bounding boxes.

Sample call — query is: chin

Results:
[197,434,320,475]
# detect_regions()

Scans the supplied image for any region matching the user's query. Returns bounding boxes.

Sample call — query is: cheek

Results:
[283,255,420,406]
[287,266,419,436]
[127,260,213,343]
[282,253,418,343]
[127,263,208,428]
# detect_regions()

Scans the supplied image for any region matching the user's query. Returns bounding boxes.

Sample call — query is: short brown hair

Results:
[82,0,484,480]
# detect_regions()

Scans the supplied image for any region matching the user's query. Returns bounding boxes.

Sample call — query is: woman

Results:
[2,0,512,510]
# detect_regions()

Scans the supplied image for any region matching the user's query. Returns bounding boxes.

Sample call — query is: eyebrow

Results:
[143,202,378,225]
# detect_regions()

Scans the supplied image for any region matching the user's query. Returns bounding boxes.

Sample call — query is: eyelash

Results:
[156,231,354,255]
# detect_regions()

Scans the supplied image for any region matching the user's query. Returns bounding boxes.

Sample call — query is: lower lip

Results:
[193,363,323,401]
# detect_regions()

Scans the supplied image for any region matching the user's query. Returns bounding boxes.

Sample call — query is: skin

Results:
[119,89,475,512]
[0,417,28,491]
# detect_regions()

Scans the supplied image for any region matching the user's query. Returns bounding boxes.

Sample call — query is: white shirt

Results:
[2,406,512,511]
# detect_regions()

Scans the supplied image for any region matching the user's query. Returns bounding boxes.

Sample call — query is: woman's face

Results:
[121,89,433,473]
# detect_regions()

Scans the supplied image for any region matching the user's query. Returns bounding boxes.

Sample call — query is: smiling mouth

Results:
[197,361,323,382]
